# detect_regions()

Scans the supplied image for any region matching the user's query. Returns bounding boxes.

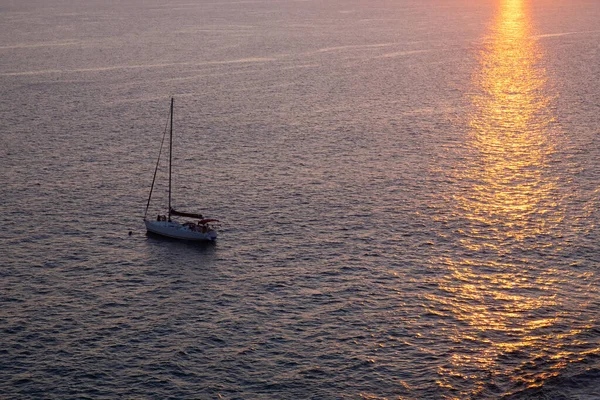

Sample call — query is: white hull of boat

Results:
[145,220,217,241]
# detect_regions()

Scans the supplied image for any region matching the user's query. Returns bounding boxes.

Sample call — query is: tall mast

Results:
[168,97,173,221]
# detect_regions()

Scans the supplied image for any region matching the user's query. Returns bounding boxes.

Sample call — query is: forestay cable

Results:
[143,108,171,219]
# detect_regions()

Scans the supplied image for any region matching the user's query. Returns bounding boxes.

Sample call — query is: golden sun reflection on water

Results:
[428,0,594,397]
[465,0,558,245]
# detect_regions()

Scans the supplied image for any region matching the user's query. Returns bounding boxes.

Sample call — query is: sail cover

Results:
[198,218,220,224]
[170,208,204,219]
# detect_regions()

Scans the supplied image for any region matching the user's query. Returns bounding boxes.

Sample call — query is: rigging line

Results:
[168,97,174,221]
[144,106,171,219]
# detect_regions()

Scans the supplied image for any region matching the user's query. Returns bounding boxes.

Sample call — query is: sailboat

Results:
[143,97,219,241]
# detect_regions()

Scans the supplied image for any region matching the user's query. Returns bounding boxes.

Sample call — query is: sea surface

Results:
[2,0,600,399]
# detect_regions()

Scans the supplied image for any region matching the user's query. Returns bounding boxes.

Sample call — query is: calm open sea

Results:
[2,0,600,398]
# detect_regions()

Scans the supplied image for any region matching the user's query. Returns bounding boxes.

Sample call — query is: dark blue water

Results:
[2,0,600,398]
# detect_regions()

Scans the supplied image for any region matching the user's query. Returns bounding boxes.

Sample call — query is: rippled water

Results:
[2,0,600,398]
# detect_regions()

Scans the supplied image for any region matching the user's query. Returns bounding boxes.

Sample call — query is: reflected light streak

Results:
[466,0,558,244]
[430,0,580,397]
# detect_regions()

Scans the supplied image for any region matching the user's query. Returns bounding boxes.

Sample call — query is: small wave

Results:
[0,40,81,50]
[315,43,396,53]
[376,49,434,59]
[0,57,278,77]
[535,30,600,39]
[504,367,600,399]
